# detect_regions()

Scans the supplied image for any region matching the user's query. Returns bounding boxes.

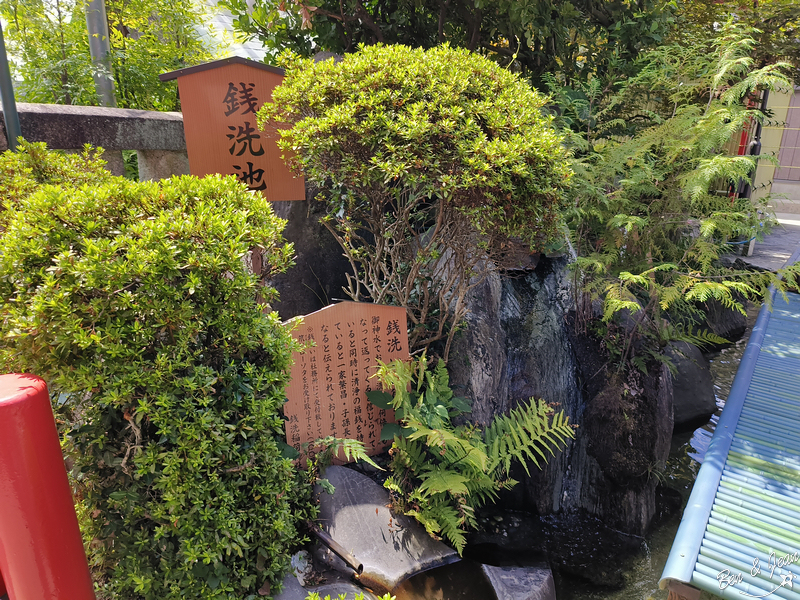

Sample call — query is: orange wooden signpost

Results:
[284,302,410,456]
[160,57,305,202]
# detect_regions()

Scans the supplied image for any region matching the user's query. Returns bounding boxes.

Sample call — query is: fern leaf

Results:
[418,466,470,497]
[422,502,467,555]
[485,398,575,477]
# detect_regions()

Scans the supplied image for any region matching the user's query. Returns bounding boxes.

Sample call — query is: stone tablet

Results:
[160,57,305,202]
[284,302,409,455]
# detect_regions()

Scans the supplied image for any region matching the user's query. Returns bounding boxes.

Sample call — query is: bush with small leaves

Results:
[0,157,313,599]
[0,139,112,228]
[261,44,572,358]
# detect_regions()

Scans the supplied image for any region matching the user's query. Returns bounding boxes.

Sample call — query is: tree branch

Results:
[354,0,384,43]
[438,0,451,44]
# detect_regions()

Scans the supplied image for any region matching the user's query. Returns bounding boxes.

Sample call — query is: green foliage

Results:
[105,0,218,110]
[298,436,382,471]
[0,150,312,599]
[304,592,395,600]
[677,0,800,80]
[0,140,112,227]
[263,44,570,251]
[485,399,574,476]
[261,44,571,358]
[222,0,675,86]
[0,0,95,104]
[369,356,574,554]
[0,0,217,109]
[558,23,800,367]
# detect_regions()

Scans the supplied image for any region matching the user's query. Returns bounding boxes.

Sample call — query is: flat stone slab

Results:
[273,572,382,600]
[317,466,459,594]
[481,563,556,600]
[741,213,800,272]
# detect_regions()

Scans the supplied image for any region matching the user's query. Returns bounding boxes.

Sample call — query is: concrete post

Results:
[84,0,117,107]
[136,149,190,180]
[0,24,21,150]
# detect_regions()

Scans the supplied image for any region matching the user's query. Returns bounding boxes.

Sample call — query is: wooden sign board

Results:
[284,302,409,456]
[160,57,305,202]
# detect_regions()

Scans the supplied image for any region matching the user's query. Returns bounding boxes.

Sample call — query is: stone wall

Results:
[0,102,189,179]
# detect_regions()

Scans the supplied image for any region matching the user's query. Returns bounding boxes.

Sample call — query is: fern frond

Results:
[463,471,500,506]
[406,425,463,454]
[304,436,382,470]
[409,502,467,555]
[405,508,442,541]
[485,398,575,477]
[418,466,470,497]
[391,436,426,474]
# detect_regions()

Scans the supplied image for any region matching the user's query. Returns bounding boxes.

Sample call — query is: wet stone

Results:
[273,571,382,600]
[481,563,556,600]
[667,341,717,432]
[316,466,460,594]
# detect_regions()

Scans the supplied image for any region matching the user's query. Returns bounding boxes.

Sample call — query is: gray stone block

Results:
[137,149,190,180]
[481,563,556,600]
[0,103,186,152]
[317,466,460,595]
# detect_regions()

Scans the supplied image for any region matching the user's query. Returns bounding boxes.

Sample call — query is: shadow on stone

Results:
[316,466,460,595]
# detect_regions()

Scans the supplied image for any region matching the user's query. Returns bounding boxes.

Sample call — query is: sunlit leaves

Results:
[0,151,309,599]
[563,23,794,369]
[369,356,573,554]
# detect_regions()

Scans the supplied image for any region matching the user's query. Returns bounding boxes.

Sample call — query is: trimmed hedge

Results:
[0,157,312,599]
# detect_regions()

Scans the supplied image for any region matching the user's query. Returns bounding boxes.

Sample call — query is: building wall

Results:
[753,87,800,213]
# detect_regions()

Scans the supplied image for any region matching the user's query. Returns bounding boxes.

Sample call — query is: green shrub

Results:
[260,44,572,359]
[0,163,311,599]
[0,139,112,227]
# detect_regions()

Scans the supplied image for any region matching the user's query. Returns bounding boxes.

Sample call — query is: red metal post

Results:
[0,374,95,600]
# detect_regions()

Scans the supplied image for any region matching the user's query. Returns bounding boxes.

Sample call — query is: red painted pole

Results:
[0,374,95,600]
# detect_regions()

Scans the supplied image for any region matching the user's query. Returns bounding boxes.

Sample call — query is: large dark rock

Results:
[667,341,717,431]
[316,466,459,595]
[269,190,351,320]
[702,297,748,349]
[448,257,674,538]
[580,362,673,536]
[447,268,509,425]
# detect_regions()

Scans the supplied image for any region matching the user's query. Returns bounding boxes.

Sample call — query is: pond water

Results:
[557,307,758,600]
[392,560,497,600]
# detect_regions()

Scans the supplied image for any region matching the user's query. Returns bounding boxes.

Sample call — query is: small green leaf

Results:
[381,422,402,440]
[366,390,393,409]
[318,478,336,495]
